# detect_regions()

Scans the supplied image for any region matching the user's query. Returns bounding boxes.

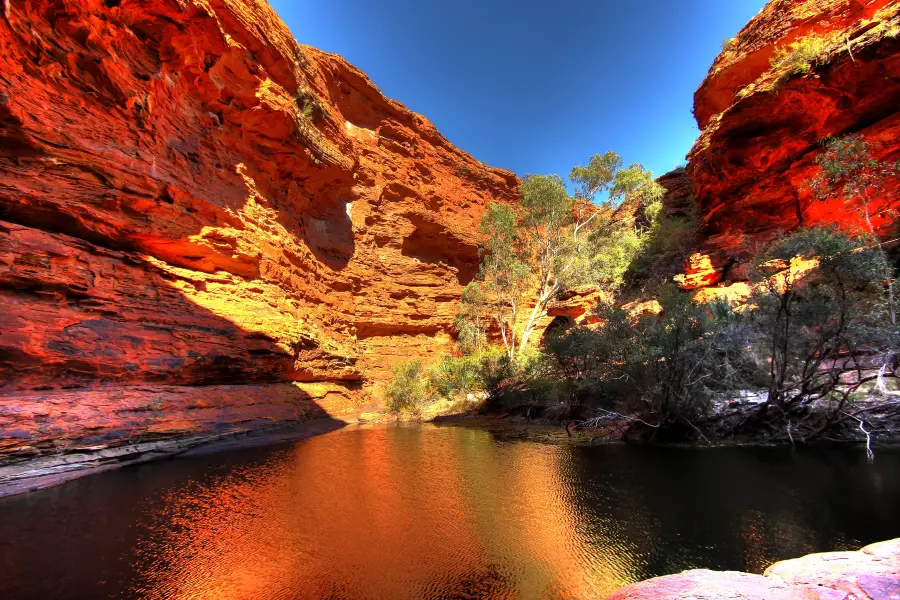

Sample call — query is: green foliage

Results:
[478,346,563,412]
[592,227,644,289]
[749,227,896,409]
[581,164,667,286]
[519,173,573,228]
[810,136,899,201]
[476,347,516,399]
[429,354,483,400]
[518,173,592,290]
[457,150,666,361]
[467,226,899,442]
[384,349,511,414]
[455,282,490,354]
[630,201,700,291]
[297,87,324,121]
[871,20,900,39]
[467,202,531,356]
[545,284,750,433]
[757,226,882,281]
[570,151,622,202]
[770,34,833,75]
[385,360,432,413]
[721,37,737,52]
[808,135,900,324]
[610,163,666,209]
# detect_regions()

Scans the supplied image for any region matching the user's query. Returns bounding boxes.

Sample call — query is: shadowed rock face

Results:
[687,0,900,281]
[0,0,518,457]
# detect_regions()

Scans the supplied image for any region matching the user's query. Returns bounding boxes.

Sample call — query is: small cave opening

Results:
[541,316,574,345]
[302,192,355,271]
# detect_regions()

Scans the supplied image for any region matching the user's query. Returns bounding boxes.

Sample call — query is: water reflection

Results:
[1,425,898,600]
[124,427,636,599]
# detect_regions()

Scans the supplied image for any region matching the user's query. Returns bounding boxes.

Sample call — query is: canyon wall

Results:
[684,0,900,288]
[0,0,518,459]
[4,0,900,463]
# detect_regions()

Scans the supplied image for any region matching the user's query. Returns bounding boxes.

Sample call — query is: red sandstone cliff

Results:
[0,0,518,458]
[4,0,900,465]
[685,0,900,287]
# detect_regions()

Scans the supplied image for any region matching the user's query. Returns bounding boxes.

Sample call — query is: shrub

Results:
[808,135,900,323]
[873,21,900,39]
[624,198,700,293]
[476,228,899,442]
[545,284,754,438]
[747,227,896,413]
[476,346,564,412]
[770,34,833,75]
[297,87,324,121]
[385,360,432,413]
[477,347,516,402]
[429,354,482,400]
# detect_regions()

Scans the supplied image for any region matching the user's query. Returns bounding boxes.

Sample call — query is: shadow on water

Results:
[0,425,898,600]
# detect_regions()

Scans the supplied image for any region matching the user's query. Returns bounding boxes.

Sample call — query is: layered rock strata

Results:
[685,0,900,286]
[0,0,518,460]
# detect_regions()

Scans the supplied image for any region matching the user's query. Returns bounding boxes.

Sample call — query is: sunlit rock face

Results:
[687,0,900,285]
[0,0,518,455]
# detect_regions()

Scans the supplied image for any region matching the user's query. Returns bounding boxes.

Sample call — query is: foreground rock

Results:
[0,0,517,460]
[606,538,900,600]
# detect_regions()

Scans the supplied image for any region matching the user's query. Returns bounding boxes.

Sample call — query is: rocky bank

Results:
[607,538,900,600]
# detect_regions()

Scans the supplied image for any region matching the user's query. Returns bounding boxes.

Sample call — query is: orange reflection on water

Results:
[129,425,638,600]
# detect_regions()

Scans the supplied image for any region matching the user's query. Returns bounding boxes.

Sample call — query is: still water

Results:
[1,424,898,600]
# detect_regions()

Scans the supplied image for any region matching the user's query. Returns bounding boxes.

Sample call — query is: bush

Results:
[477,347,516,403]
[747,227,896,413]
[384,349,508,414]
[465,228,899,442]
[543,283,756,439]
[385,360,432,413]
[625,200,700,293]
[297,87,324,121]
[544,227,900,441]
[476,346,565,413]
[770,34,832,75]
[429,354,482,400]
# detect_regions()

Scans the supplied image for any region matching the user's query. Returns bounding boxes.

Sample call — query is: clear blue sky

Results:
[273,0,768,180]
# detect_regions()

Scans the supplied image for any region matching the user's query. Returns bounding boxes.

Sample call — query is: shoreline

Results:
[605,538,900,600]
[432,412,900,448]
[0,416,352,499]
[3,409,896,499]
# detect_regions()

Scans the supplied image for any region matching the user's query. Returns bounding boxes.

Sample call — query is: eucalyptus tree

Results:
[458,151,665,359]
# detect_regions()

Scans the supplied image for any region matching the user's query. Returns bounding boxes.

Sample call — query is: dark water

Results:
[1,425,899,600]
